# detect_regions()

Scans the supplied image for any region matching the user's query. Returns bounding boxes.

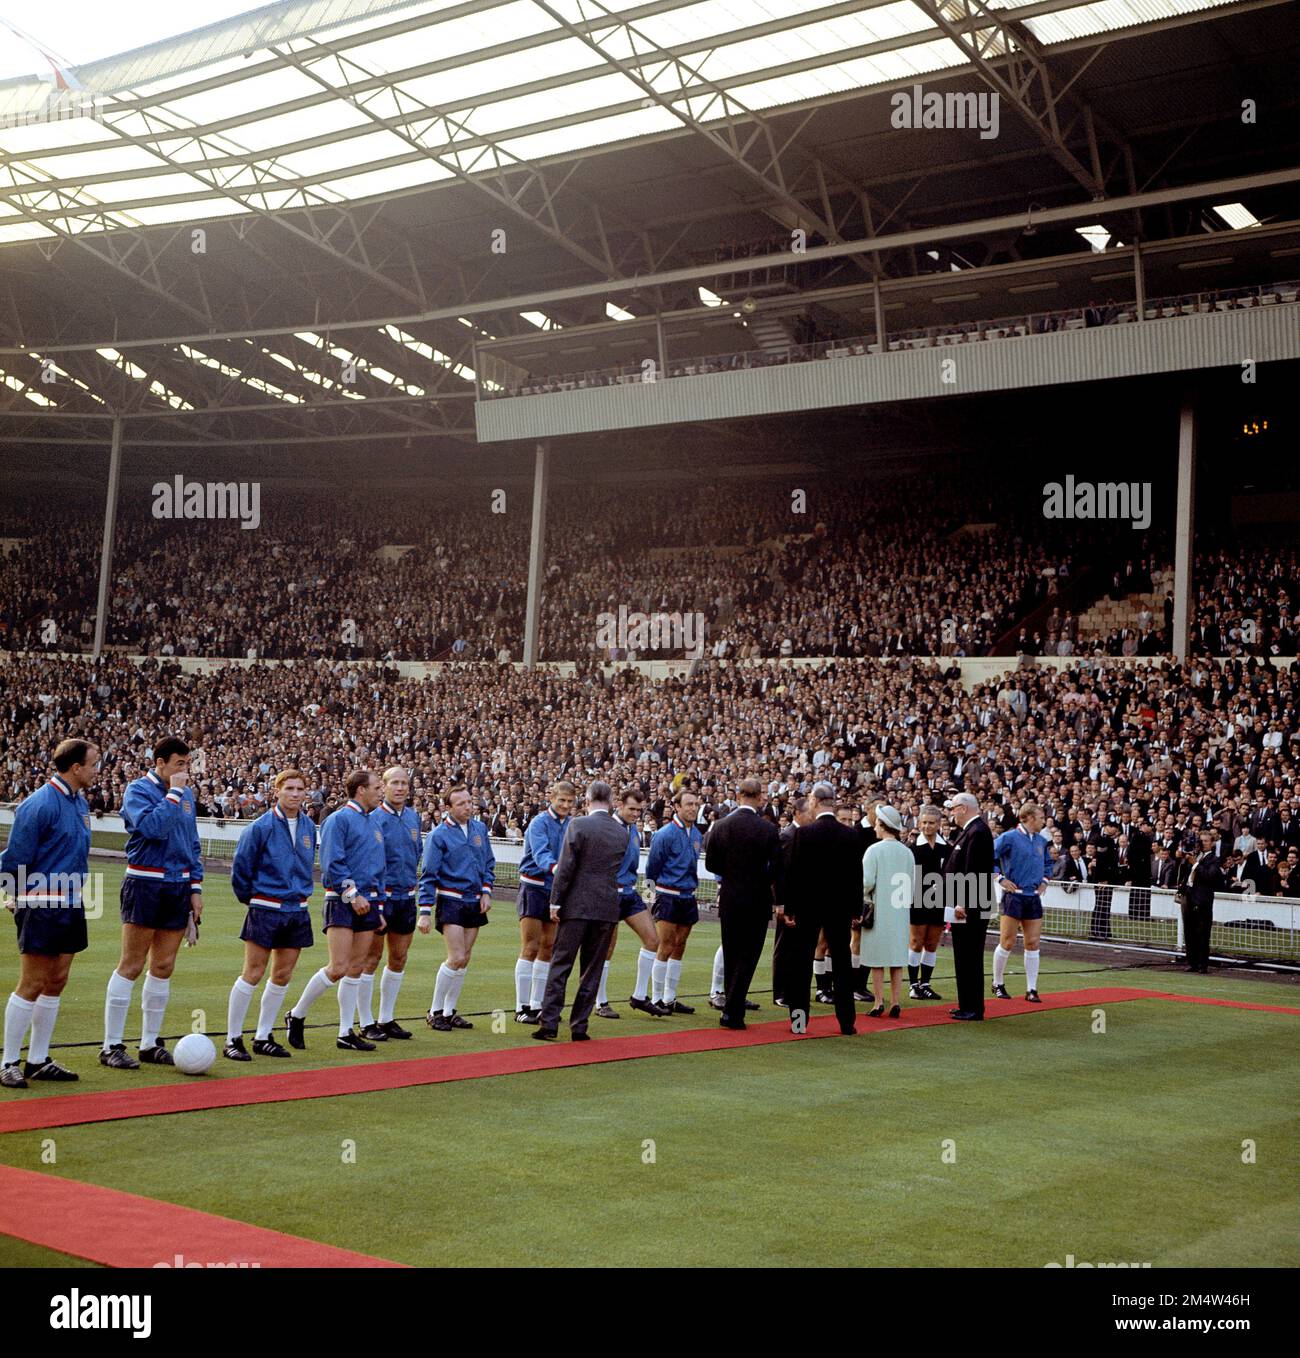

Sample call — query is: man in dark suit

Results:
[941,792,995,1020]
[703,778,781,1030]
[778,782,863,1036]
[534,782,627,1042]
[1126,822,1153,921]
[772,796,813,1006]
[1180,829,1225,973]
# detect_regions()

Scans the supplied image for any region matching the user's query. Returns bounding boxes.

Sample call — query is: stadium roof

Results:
[0,0,1296,452]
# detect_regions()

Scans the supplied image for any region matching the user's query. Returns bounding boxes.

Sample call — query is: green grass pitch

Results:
[1,863,1296,1268]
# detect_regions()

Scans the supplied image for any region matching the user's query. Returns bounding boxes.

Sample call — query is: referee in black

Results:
[704,778,780,1030]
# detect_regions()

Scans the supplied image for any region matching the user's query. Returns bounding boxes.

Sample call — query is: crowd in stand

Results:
[0,475,1087,662]
[3,650,1298,897]
[1,477,1294,665]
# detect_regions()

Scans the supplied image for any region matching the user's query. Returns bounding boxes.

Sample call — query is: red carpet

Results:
[0,1164,406,1268]
[0,986,1294,1136]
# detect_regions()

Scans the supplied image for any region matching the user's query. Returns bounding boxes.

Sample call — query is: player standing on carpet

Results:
[908,803,948,1000]
[417,785,495,1032]
[645,788,703,1015]
[286,769,386,1052]
[357,766,423,1041]
[513,781,575,1023]
[100,736,203,1071]
[223,768,317,1061]
[992,801,1053,1003]
[1,739,99,1088]
[609,787,662,1018]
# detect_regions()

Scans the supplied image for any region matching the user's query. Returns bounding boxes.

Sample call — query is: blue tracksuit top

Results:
[377,799,422,897]
[320,799,385,901]
[418,815,495,908]
[646,815,702,896]
[519,807,570,886]
[0,773,92,906]
[122,769,203,890]
[230,803,318,908]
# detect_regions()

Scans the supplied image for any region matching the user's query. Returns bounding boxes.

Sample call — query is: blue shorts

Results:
[651,893,698,927]
[1001,892,1044,921]
[120,877,194,931]
[436,898,489,932]
[240,906,314,951]
[13,904,88,956]
[619,891,646,920]
[517,883,553,921]
[383,896,418,935]
[323,895,383,932]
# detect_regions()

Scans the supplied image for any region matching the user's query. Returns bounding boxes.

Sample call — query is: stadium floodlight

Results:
[699,287,725,308]
[606,303,636,321]
[520,311,560,330]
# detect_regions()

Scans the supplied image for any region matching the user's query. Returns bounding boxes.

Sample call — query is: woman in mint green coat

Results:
[861,805,914,1017]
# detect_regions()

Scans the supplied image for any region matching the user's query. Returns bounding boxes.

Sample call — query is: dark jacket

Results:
[703,805,780,913]
[1182,851,1226,909]
[941,814,996,915]
[779,812,866,919]
[549,809,627,923]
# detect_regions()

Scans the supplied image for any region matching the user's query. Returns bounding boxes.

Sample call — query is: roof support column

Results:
[1173,401,1196,660]
[92,416,123,659]
[523,439,550,669]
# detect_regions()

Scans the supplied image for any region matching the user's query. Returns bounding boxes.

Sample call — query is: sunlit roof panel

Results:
[1025,0,1238,41]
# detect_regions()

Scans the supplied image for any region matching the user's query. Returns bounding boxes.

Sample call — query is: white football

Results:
[173,1033,216,1076]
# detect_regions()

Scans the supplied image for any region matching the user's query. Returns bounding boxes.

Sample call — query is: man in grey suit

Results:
[534,782,627,1042]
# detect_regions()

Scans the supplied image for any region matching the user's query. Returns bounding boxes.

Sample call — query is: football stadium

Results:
[0,0,1297,1323]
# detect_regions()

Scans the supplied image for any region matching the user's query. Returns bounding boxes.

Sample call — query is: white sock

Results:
[665,958,682,1003]
[255,982,288,1041]
[103,970,134,1050]
[227,976,256,1043]
[514,958,533,1010]
[447,965,468,1016]
[378,967,404,1024]
[529,960,551,1012]
[291,967,336,1019]
[3,993,34,1066]
[907,949,922,968]
[356,973,376,1027]
[993,945,1011,987]
[431,963,455,1016]
[28,994,60,1064]
[337,977,359,1036]
[813,959,827,984]
[711,946,725,995]
[634,948,656,1000]
[140,973,170,1050]
[651,958,667,1002]
[921,949,937,969]
[597,961,610,1007]
[1025,950,1041,992]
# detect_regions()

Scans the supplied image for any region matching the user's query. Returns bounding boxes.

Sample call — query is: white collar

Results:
[346,799,366,814]
[49,774,73,797]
